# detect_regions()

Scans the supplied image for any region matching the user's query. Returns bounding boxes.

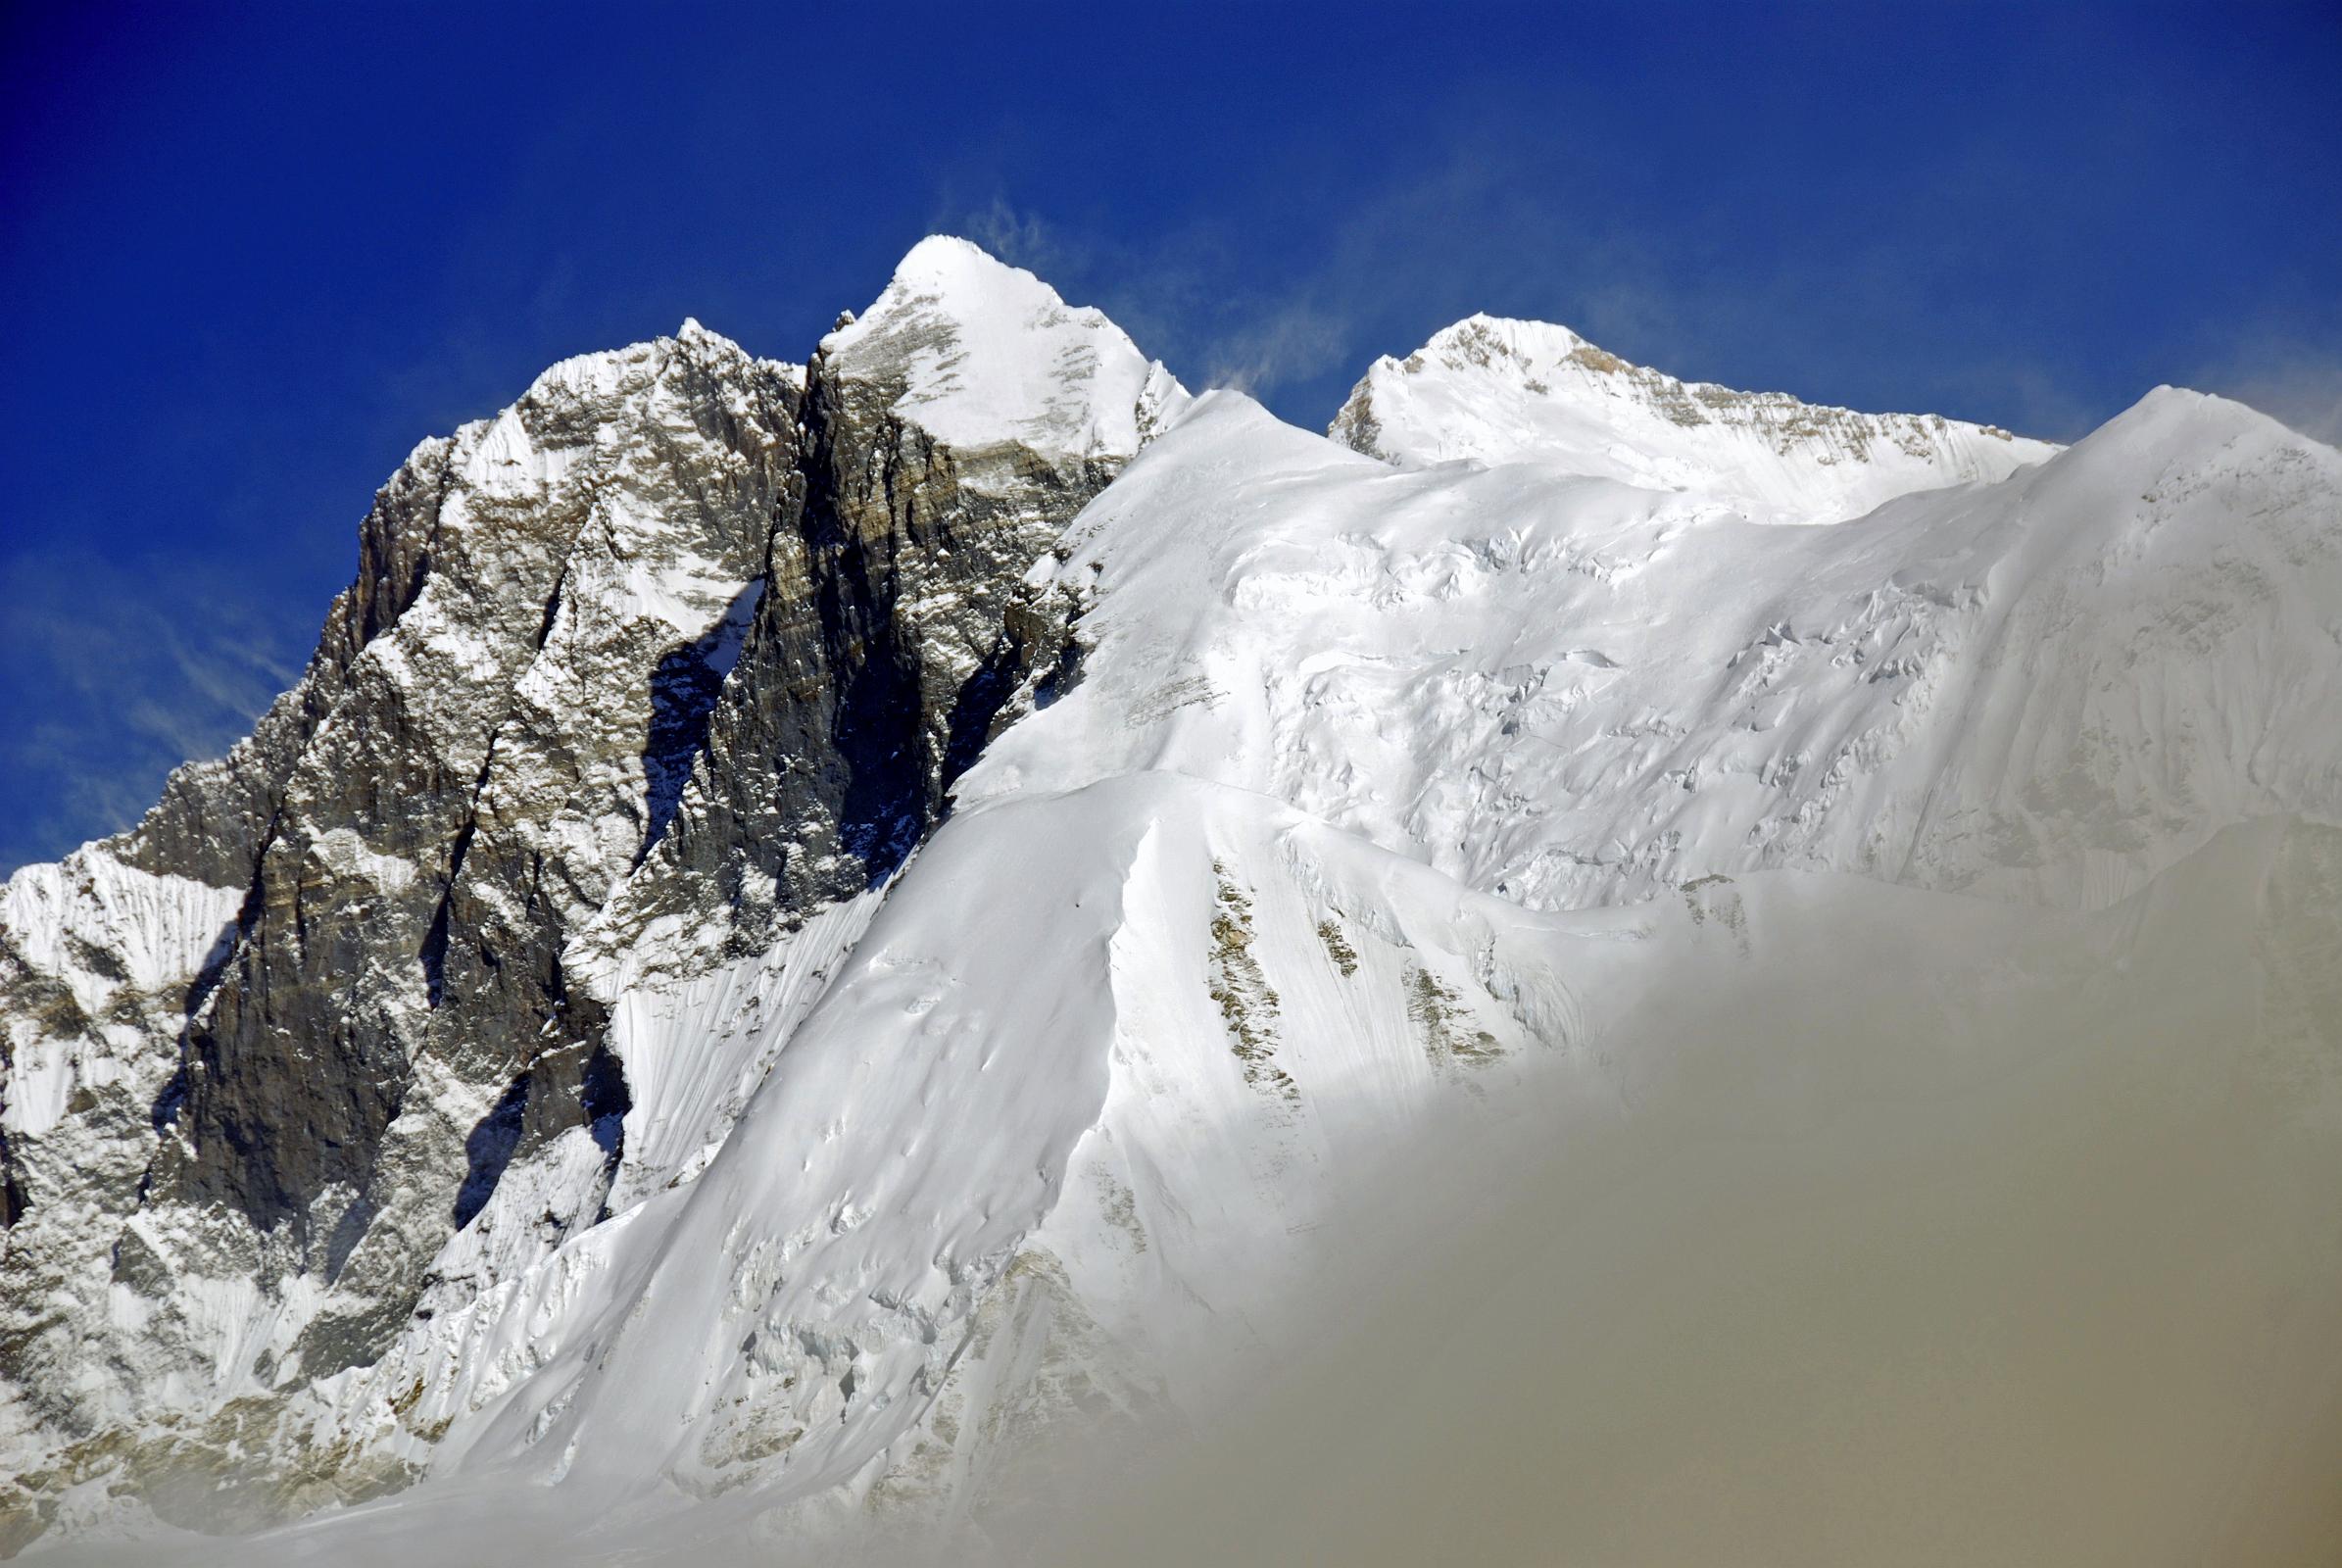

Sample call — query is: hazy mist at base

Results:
[59,817,2342,1567]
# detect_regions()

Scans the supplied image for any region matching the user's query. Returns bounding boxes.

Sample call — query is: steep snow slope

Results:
[0,854,240,1146]
[1333,314,2060,522]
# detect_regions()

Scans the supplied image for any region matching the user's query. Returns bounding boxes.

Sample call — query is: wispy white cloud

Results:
[0,547,306,872]
[2206,355,2342,446]
[1203,300,1351,395]
[955,195,1089,285]
[934,129,2168,447]
[936,147,1758,425]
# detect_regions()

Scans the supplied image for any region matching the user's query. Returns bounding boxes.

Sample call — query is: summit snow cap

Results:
[1333,313,2062,524]
[824,234,1190,463]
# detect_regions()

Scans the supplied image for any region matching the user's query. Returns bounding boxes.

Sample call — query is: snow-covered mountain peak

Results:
[10,239,2342,1563]
[822,234,1189,462]
[2010,384,2321,530]
[2082,382,2306,450]
[1332,312,2063,524]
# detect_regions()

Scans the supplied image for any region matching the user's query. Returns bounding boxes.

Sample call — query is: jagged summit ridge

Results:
[1332,312,2062,523]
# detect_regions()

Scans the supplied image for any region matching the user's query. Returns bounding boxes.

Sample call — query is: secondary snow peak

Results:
[1333,313,2062,524]
[2089,382,2312,450]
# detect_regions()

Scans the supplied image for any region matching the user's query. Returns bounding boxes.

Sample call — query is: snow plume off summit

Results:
[5,237,2342,1565]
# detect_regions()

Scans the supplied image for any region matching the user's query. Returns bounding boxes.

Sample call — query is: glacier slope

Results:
[984,384,2342,910]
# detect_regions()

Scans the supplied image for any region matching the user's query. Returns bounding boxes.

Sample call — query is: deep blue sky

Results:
[4,1,2338,873]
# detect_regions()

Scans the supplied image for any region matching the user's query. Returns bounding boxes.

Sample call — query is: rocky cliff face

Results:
[587,237,1187,979]
[0,238,1182,1548]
